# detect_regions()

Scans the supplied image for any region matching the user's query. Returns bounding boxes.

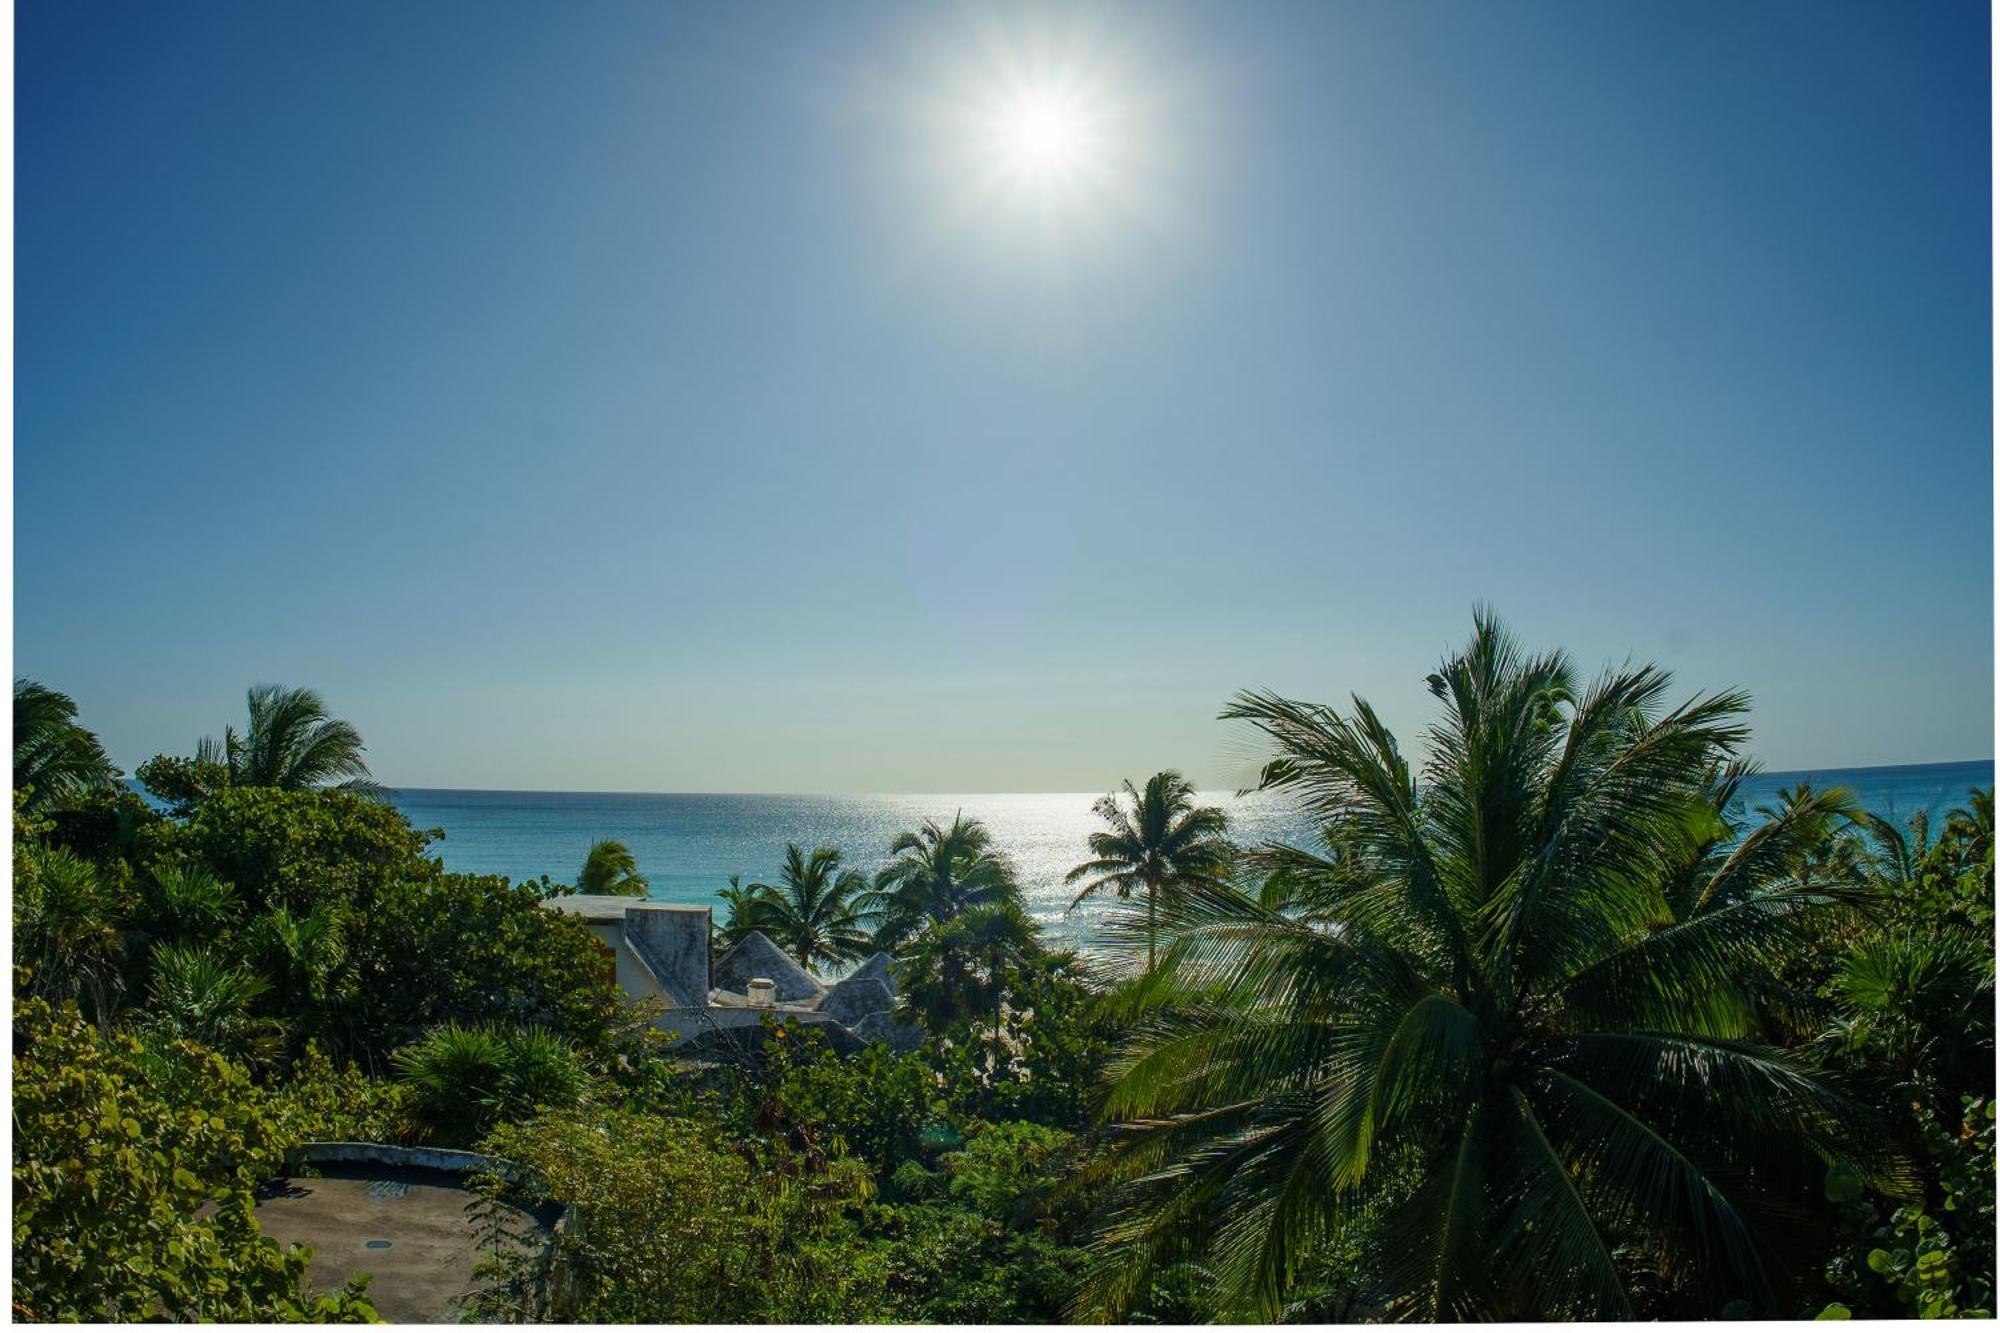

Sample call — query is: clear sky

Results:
[16,0,1993,793]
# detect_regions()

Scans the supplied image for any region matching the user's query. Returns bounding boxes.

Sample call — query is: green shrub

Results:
[11,996,376,1322]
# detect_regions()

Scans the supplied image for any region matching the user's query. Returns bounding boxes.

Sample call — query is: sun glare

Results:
[994,86,1095,182]
[902,14,1189,255]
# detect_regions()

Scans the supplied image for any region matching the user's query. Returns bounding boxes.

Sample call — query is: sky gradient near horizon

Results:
[17,0,1994,793]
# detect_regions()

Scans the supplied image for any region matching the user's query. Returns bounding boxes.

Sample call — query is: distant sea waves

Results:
[388,760,1992,949]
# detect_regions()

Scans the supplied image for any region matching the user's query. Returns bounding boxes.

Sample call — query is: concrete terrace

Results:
[252,1151,550,1322]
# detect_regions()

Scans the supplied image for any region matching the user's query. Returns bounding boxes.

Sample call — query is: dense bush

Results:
[11,997,377,1322]
[473,1108,887,1322]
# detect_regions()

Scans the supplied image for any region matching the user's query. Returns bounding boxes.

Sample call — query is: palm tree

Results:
[745,845,873,972]
[145,944,284,1064]
[392,1022,586,1147]
[715,874,767,953]
[186,684,382,795]
[247,903,358,1060]
[13,679,119,812]
[138,863,242,949]
[577,839,648,896]
[898,899,1040,1031]
[1066,770,1232,968]
[13,845,124,1025]
[1076,613,1904,1321]
[865,813,1023,952]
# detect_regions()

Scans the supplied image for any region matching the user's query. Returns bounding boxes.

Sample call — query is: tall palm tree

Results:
[1066,770,1233,968]
[865,812,1023,952]
[1076,613,1904,1321]
[898,899,1040,1030]
[13,679,119,812]
[192,684,382,795]
[578,839,648,896]
[745,844,873,972]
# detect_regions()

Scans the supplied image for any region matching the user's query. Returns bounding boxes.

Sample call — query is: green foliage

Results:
[865,812,1026,952]
[356,872,634,1060]
[862,1120,1088,1322]
[134,786,633,1065]
[14,843,125,1024]
[142,944,284,1065]
[743,843,873,971]
[14,678,120,814]
[1079,614,1905,1321]
[749,1022,944,1171]
[577,837,648,896]
[11,996,376,1322]
[140,785,431,918]
[472,1107,888,1322]
[268,1043,412,1144]
[898,899,1041,1031]
[146,683,382,800]
[714,873,765,953]
[934,950,1114,1125]
[1820,1097,1995,1318]
[134,753,232,819]
[392,1022,589,1147]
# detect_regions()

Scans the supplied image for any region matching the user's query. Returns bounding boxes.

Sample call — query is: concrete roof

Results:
[253,1168,547,1321]
[844,951,899,1000]
[543,894,640,922]
[713,931,825,1003]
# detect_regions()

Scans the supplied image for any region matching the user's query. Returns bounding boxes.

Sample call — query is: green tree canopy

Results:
[746,844,873,971]
[1066,769,1232,967]
[577,837,648,896]
[1078,612,1910,1321]
[866,813,1025,953]
[14,679,119,813]
[139,684,381,807]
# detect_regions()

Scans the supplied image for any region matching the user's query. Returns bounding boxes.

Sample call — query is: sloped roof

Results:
[844,952,898,1000]
[819,976,895,1027]
[851,1009,924,1054]
[712,931,824,1003]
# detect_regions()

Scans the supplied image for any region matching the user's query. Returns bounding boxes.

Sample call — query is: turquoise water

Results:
[389,760,1992,946]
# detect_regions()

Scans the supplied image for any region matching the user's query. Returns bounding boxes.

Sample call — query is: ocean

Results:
[388,760,1993,947]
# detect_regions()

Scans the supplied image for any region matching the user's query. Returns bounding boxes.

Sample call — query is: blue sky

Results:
[16,0,1992,792]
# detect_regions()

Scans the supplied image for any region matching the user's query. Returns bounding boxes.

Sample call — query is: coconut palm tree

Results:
[745,844,873,972]
[13,679,119,812]
[1076,613,1905,1322]
[865,813,1023,952]
[1066,770,1233,968]
[897,899,1041,1031]
[577,839,648,896]
[184,684,382,796]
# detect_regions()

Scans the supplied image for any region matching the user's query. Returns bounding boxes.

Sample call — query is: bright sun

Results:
[996,89,1091,179]
[916,19,1176,244]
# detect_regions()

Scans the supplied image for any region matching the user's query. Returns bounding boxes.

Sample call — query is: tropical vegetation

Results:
[576,837,648,896]
[11,620,1994,1322]
[1066,768,1232,967]
[741,843,874,970]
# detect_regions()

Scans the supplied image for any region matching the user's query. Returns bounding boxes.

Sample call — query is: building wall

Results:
[573,918,673,1006]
